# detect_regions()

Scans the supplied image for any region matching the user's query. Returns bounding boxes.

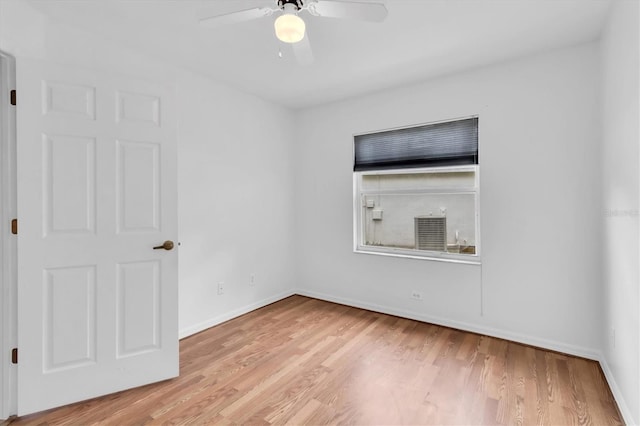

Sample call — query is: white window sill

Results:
[354,247,482,265]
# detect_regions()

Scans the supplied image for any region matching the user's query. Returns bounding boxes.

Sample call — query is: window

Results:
[353,117,479,262]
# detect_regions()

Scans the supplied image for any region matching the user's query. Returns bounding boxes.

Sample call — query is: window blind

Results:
[354,117,478,171]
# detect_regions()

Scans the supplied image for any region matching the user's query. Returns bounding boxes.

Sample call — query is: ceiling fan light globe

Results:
[274,13,306,43]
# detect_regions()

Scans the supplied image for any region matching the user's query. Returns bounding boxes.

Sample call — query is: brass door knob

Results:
[153,240,174,251]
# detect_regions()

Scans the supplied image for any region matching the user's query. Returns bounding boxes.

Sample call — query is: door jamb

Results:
[0,50,18,420]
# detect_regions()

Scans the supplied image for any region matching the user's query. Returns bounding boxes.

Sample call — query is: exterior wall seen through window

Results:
[355,166,479,261]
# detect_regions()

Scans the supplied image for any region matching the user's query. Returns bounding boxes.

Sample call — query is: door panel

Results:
[17,59,178,416]
[116,91,160,127]
[43,266,97,372]
[116,140,160,233]
[116,260,161,357]
[42,80,96,120]
[43,134,97,235]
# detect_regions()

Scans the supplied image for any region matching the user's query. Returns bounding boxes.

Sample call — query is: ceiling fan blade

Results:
[198,7,275,28]
[306,0,388,22]
[292,33,315,65]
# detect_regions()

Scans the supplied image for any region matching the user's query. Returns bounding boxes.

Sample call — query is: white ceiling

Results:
[25,0,613,109]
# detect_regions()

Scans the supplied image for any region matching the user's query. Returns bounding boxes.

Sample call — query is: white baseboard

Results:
[598,354,637,426]
[295,288,600,360]
[178,290,295,339]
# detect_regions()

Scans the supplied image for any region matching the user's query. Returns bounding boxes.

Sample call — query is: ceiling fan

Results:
[198,0,388,64]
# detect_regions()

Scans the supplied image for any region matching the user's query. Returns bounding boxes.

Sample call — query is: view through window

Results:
[354,117,479,261]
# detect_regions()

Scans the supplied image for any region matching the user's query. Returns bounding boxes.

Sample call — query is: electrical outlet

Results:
[249,274,255,287]
[411,291,423,301]
[217,282,225,295]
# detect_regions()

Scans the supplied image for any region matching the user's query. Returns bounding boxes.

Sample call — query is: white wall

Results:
[176,70,296,336]
[600,1,640,424]
[294,43,603,358]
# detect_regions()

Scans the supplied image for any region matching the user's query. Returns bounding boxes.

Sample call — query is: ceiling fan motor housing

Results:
[277,0,305,11]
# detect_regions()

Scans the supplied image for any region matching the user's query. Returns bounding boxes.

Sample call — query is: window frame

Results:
[353,132,481,264]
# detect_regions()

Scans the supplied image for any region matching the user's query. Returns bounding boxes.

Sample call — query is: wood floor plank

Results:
[2,296,624,426]
[283,398,321,425]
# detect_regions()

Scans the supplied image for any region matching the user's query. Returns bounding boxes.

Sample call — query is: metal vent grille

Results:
[414,216,447,251]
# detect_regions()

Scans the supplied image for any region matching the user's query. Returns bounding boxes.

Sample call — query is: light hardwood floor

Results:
[3,295,623,425]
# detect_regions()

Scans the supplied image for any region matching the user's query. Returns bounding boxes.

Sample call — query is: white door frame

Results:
[0,50,17,420]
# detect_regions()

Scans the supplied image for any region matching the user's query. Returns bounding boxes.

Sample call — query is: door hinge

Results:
[11,218,17,235]
[10,90,16,106]
[11,348,17,364]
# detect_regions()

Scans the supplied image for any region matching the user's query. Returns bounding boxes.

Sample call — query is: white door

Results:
[16,59,178,416]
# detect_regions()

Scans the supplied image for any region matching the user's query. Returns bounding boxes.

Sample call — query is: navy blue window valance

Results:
[354,117,478,172]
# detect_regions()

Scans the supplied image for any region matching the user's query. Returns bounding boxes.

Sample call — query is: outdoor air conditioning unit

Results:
[414,215,447,251]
